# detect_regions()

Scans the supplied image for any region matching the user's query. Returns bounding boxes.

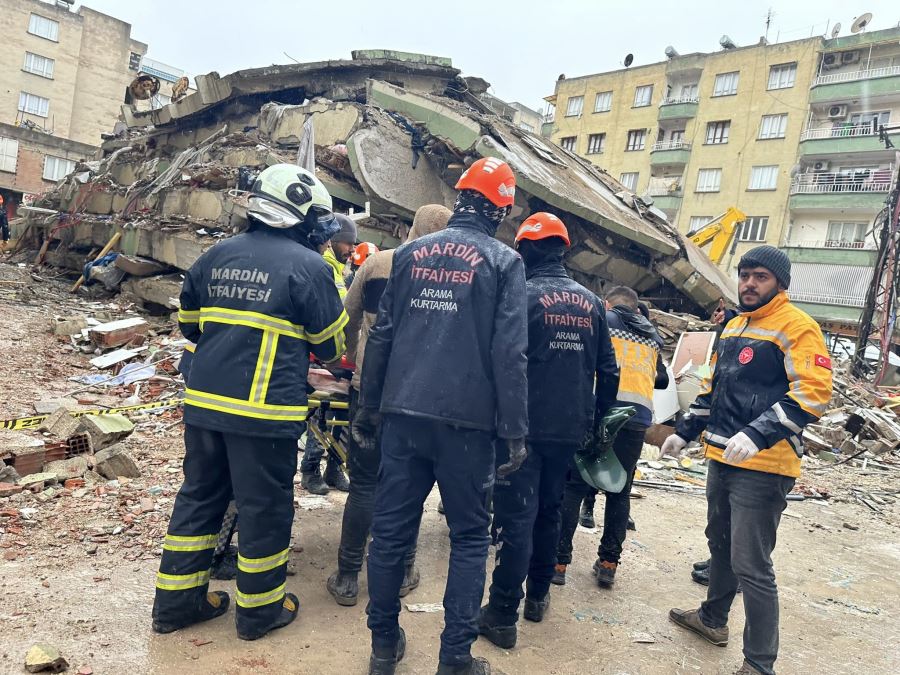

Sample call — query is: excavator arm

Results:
[688,207,747,264]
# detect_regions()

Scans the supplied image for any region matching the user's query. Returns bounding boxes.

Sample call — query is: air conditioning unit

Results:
[828,105,848,119]
[822,53,840,69]
[842,50,860,65]
[814,160,831,171]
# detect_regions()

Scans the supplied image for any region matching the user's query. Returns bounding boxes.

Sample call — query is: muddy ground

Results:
[1,264,899,675]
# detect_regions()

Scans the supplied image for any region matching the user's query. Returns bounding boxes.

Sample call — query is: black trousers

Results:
[700,460,794,675]
[152,425,297,635]
[556,425,646,565]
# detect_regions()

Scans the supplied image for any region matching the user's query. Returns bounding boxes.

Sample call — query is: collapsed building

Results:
[16,51,736,314]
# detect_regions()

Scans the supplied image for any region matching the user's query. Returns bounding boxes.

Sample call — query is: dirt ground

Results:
[2,263,899,675]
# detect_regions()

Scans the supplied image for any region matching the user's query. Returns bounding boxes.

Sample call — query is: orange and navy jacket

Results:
[676,292,832,478]
[607,306,667,428]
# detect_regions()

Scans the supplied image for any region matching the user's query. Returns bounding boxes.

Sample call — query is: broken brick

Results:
[0,482,23,497]
[89,317,148,349]
[64,478,85,489]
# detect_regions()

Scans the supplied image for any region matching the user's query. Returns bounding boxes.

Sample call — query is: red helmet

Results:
[515,212,570,247]
[352,241,379,266]
[454,157,516,208]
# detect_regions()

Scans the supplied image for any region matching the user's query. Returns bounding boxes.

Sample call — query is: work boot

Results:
[301,468,329,495]
[593,558,617,588]
[734,660,765,675]
[399,563,420,598]
[210,545,238,581]
[691,566,742,593]
[326,570,359,607]
[478,605,517,649]
[369,627,406,675]
[551,564,567,586]
[237,592,300,641]
[693,558,710,572]
[668,608,729,647]
[152,591,230,634]
[579,500,596,529]
[324,460,350,492]
[435,657,493,674]
[523,592,550,623]
[627,516,636,531]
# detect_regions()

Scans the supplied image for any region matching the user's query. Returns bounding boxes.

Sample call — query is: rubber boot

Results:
[435,657,493,674]
[369,626,406,675]
[478,605,516,649]
[327,570,359,607]
[152,591,230,634]
[399,563,420,598]
[301,468,329,495]
[237,593,300,641]
[324,459,350,492]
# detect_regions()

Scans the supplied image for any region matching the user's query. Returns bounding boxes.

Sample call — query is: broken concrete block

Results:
[89,317,148,349]
[43,456,89,481]
[113,254,171,277]
[38,406,80,438]
[51,316,88,336]
[0,482,23,497]
[79,414,134,450]
[0,464,21,484]
[93,445,141,479]
[19,472,59,489]
[25,643,69,673]
[66,433,94,456]
[34,399,78,415]
[817,450,839,463]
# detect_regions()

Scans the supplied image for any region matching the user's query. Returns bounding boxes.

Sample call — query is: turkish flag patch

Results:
[814,354,832,370]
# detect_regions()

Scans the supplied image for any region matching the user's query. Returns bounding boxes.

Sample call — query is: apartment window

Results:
[0,137,19,174]
[633,85,653,108]
[43,156,75,182]
[696,168,722,193]
[129,52,142,71]
[587,133,606,155]
[680,83,698,99]
[688,216,713,235]
[827,221,868,247]
[850,111,890,129]
[28,14,59,41]
[669,130,685,144]
[705,121,730,144]
[560,136,576,151]
[23,52,54,79]
[594,91,612,113]
[768,63,797,90]
[759,114,788,140]
[18,92,49,118]
[713,72,740,97]
[626,129,646,151]
[619,172,639,191]
[565,96,584,117]
[739,217,769,242]
[748,165,779,190]
[518,122,535,133]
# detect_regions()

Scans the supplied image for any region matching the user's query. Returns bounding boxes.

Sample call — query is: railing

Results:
[800,125,878,141]
[813,65,900,87]
[651,141,692,152]
[789,291,866,308]
[790,168,893,194]
[660,95,699,106]
[648,187,683,197]
[785,239,876,250]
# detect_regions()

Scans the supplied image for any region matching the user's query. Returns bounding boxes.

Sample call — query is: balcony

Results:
[658,96,699,121]
[799,124,893,155]
[650,141,692,167]
[789,168,892,210]
[647,186,684,211]
[810,65,900,104]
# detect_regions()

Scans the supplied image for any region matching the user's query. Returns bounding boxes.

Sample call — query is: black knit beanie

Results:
[738,245,791,289]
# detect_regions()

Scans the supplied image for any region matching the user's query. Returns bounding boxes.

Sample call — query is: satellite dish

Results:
[665,46,679,59]
[624,54,634,67]
[831,22,842,38]
[851,12,873,33]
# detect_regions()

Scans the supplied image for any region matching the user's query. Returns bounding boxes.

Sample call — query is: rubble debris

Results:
[43,456,89,481]
[113,254,171,277]
[19,472,59,490]
[51,317,89,336]
[38,406,80,438]
[0,464,21,483]
[24,643,69,673]
[89,347,148,370]
[92,444,141,480]
[79,414,135,450]
[0,482,23,497]
[89,317,148,349]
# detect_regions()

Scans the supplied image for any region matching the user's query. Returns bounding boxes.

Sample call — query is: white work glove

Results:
[723,432,760,465]
[660,434,688,458]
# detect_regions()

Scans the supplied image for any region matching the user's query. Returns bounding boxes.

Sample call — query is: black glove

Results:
[351,407,382,451]
[497,437,528,479]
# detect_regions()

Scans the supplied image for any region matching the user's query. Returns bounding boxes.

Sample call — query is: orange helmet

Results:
[515,212,570,247]
[352,241,379,266]
[454,157,516,208]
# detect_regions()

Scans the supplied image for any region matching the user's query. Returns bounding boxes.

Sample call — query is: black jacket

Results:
[179,227,348,438]
[360,212,528,439]
[524,261,619,443]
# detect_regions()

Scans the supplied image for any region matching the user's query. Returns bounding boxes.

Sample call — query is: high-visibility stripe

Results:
[250,331,277,404]
[689,407,711,417]
[185,389,308,421]
[199,307,306,339]
[705,431,730,447]
[236,583,286,609]
[156,569,210,591]
[163,533,218,552]
[773,402,803,434]
[178,309,200,323]
[258,333,278,403]
[184,342,196,353]
[305,311,349,345]
[237,548,290,574]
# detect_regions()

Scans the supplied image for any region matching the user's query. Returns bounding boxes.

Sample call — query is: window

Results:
[565,96,584,117]
[768,63,797,90]
[759,114,788,139]
[518,122,534,133]
[669,130,685,144]
[619,172,639,191]
[626,129,646,151]
[696,168,722,193]
[594,91,612,113]
[0,137,19,174]
[43,156,75,182]
[850,111,890,129]
[560,136,576,151]
[739,217,769,242]
[129,52,142,71]
[827,221,868,247]
[28,14,59,41]
[705,120,730,144]
[688,216,713,235]
[680,83,698,99]
[18,92,49,118]
[748,165,779,190]
[713,72,740,97]
[23,52,54,79]
[633,85,653,108]
[587,133,606,154]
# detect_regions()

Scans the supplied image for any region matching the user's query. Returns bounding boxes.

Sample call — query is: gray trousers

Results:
[699,460,794,675]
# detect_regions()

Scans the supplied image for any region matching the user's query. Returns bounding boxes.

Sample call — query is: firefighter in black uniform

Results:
[478,212,619,649]
[151,163,348,641]
[355,157,528,675]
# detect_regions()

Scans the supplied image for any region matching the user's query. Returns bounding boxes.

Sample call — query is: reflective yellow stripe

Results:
[250,331,277,403]
[305,310,349,345]
[178,309,200,323]
[185,389,308,421]
[184,342,196,353]
[163,533,217,552]
[236,583,286,609]
[156,569,210,591]
[237,548,290,574]
[199,307,305,339]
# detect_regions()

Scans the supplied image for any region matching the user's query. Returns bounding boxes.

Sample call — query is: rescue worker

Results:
[356,157,528,675]
[0,194,9,246]
[347,241,380,288]
[326,205,452,608]
[300,213,358,494]
[663,246,832,675]
[553,286,668,588]
[152,163,348,641]
[477,213,619,650]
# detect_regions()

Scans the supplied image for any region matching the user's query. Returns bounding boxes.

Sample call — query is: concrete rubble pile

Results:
[16,51,736,316]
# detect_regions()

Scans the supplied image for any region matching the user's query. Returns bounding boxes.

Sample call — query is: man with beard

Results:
[662,245,832,675]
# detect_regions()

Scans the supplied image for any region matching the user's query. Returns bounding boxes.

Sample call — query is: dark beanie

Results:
[738,245,791,288]
[331,214,358,244]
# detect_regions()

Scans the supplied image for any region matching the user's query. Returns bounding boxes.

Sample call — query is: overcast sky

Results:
[78,0,898,113]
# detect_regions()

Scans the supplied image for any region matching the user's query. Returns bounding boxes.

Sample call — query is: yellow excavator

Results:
[688,207,747,264]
